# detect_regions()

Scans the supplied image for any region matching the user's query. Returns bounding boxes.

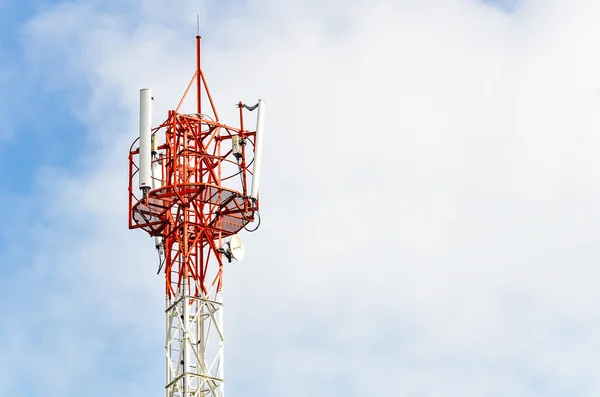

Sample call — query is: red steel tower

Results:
[127,36,265,397]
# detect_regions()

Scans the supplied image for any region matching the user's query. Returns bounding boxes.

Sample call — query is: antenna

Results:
[221,235,245,262]
[251,99,266,200]
[138,88,152,195]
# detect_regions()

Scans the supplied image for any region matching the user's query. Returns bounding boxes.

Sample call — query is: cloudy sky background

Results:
[2,0,600,395]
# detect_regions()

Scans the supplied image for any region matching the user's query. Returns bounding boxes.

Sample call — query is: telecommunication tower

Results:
[127,35,265,397]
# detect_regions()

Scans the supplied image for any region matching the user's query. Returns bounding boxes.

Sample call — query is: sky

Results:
[3,0,600,396]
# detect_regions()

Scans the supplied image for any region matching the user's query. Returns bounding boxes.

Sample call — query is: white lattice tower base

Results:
[166,281,224,397]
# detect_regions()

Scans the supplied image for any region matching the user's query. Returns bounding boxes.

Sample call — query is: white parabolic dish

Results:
[229,235,245,261]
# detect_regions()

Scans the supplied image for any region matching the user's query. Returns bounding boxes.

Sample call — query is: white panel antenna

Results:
[251,99,265,200]
[139,88,152,193]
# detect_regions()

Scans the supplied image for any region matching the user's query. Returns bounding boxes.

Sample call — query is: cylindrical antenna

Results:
[251,99,266,200]
[139,88,152,193]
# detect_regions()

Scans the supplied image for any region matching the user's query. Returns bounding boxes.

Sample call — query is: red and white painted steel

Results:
[128,36,264,397]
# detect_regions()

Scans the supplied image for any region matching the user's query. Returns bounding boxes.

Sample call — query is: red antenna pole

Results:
[196,35,201,114]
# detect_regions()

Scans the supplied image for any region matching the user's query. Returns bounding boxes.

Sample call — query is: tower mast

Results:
[128,36,265,397]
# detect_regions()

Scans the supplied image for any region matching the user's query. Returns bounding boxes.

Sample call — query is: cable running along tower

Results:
[127,36,265,397]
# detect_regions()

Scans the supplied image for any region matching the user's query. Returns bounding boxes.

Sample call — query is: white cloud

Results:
[4,0,600,396]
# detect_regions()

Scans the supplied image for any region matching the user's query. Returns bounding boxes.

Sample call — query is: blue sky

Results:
[0,0,512,191]
[0,0,87,198]
[4,1,600,396]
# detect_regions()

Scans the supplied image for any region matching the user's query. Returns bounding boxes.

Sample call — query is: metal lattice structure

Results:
[128,36,263,397]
